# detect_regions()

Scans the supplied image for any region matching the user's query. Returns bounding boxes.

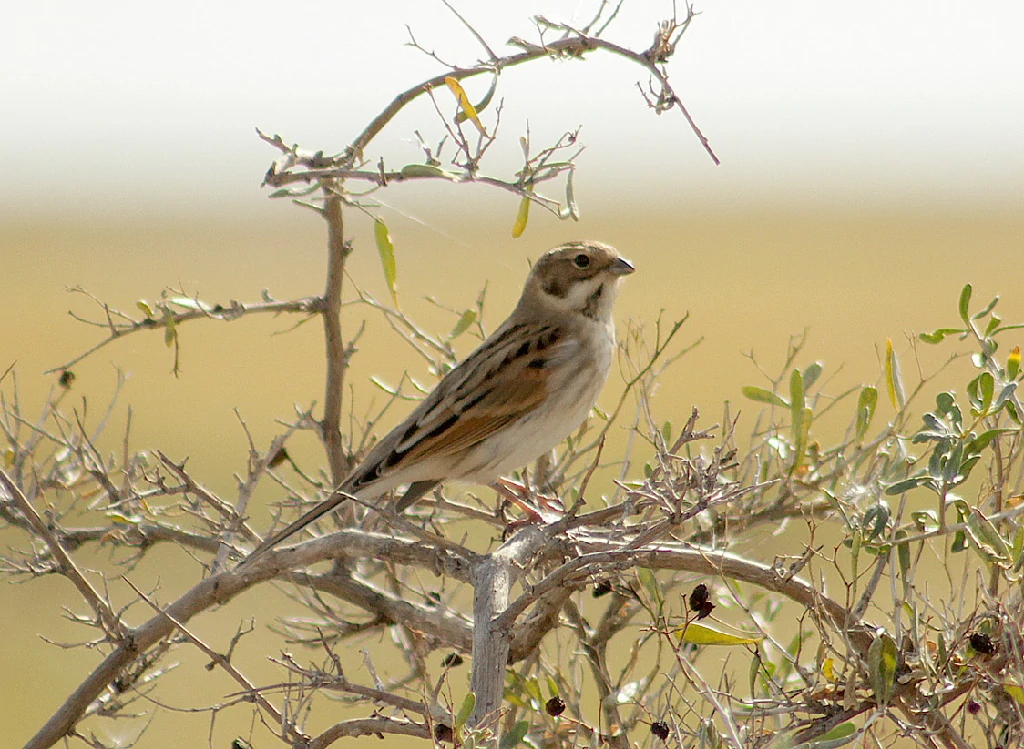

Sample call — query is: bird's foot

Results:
[493,476,565,525]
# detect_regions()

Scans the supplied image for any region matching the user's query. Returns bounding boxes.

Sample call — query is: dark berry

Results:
[969,632,996,655]
[689,584,709,612]
[267,447,290,469]
[434,723,453,743]
[593,580,613,597]
[545,696,566,716]
[441,653,464,668]
[966,700,981,715]
[650,721,670,740]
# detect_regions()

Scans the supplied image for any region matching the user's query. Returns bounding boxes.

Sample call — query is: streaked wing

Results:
[348,320,576,491]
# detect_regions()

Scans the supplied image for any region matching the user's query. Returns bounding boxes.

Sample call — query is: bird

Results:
[240,240,634,565]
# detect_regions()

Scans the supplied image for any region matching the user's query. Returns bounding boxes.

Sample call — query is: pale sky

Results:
[4,0,1022,216]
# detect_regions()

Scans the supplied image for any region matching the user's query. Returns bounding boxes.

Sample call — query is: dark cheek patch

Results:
[543,278,567,298]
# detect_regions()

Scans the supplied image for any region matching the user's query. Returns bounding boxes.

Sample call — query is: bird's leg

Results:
[492,474,565,524]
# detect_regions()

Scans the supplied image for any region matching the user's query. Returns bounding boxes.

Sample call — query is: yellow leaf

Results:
[512,191,531,238]
[822,657,836,682]
[677,622,762,646]
[444,76,486,136]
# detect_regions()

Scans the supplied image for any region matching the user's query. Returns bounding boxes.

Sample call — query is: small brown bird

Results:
[242,240,634,564]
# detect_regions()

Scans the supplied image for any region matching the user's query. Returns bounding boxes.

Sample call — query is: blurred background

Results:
[3,0,1023,746]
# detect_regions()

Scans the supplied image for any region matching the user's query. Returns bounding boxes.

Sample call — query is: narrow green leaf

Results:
[789,368,805,416]
[958,283,973,324]
[919,328,966,344]
[564,168,579,220]
[678,622,763,646]
[169,296,210,311]
[886,476,926,495]
[373,219,399,307]
[792,721,858,748]
[499,721,530,749]
[979,371,995,411]
[164,315,177,347]
[867,631,897,705]
[136,300,155,317]
[1008,345,1021,380]
[855,387,878,440]
[802,361,824,390]
[449,310,477,340]
[546,676,559,699]
[399,164,454,179]
[966,508,1010,562]
[1004,684,1024,707]
[455,692,476,728]
[968,429,1010,454]
[742,386,788,408]
[974,294,1000,320]
[637,567,662,607]
[792,406,812,473]
[884,339,906,411]
[895,530,910,577]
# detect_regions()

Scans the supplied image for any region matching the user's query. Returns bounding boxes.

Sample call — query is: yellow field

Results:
[3,203,1022,746]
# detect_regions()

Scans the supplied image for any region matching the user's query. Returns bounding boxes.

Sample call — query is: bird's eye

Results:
[573,253,591,269]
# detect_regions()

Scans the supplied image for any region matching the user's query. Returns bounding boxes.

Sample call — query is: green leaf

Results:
[884,339,905,411]
[855,387,878,440]
[895,530,910,577]
[169,296,210,311]
[802,361,824,390]
[449,310,477,340]
[455,692,476,728]
[136,300,155,317]
[967,429,1011,454]
[966,508,1010,563]
[978,371,995,411]
[399,164,454,179]
[511,191,531,238]
[546,675,559,699]
[867,631,897,705]
[791,407,812,473]
[164,314,177,347]
[789,368,805,415]
[792,722,858,749]
[1004,684,1024,707]
[919,327,966,344]
[1008,345,1021,380]
[499,721,530,749]
[638,567,662,608]
[661,420,672,444]
[373,219,399,307]
[742,386,788,408]
[886,476,927,495]
[678,622,763,646]
[974,294,1000,320]
[958,283,973,324]
[564,168,579,220]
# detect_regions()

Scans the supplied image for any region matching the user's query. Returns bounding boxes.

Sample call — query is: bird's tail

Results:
[237,488,355,568]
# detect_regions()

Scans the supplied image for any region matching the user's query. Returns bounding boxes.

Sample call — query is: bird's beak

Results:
[608,257,635,276]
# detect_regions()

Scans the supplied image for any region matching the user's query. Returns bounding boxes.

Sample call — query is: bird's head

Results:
[519,240,635,322]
